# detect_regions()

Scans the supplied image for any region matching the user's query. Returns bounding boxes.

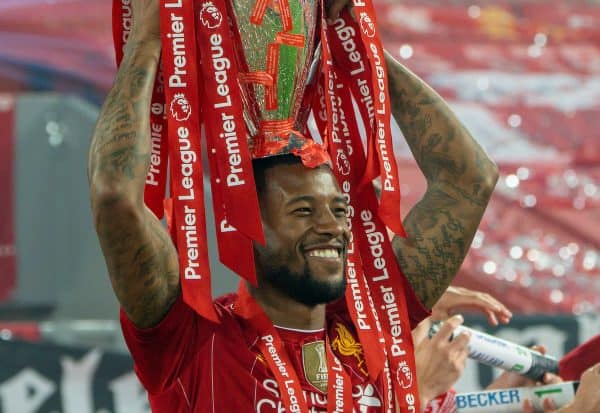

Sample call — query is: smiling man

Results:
[252,157,350,317]
[88,1,499,412]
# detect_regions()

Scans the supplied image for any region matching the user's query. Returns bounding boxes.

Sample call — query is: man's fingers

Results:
[476,293,512,323]
[449,329,470,348]
[432,314,464,343]
[448,331,471,362]
[542,372,563,385]
[523,399,535,413]
[443,315,470,354]
[524,398,558,413]
[543,397,557,412]
[498,313,512,324]
[438,288,513,325]
[486,310,499,326]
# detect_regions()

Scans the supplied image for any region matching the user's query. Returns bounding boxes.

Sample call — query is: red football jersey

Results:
[121,290,429,412]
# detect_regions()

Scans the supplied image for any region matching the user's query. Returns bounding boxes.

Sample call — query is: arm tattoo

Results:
[393,187,470,308]
[89,41,181,328]
[385,52,498,307]
[89,47,158,187]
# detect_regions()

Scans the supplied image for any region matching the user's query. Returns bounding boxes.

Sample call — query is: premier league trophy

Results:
[223,0,323,161]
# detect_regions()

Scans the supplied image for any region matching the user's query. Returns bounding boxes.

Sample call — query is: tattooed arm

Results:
[385,52,499,309]
[88,2,179,328]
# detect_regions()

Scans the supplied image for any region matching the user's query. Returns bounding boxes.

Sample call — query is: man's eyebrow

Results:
[286,195,315,206]
[285,195,348,206]
[333,196,349,206]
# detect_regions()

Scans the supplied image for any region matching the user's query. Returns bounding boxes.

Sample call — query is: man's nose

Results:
[313,208,344,236]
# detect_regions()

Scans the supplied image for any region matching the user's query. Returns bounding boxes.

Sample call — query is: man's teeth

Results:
[307,249,340,258]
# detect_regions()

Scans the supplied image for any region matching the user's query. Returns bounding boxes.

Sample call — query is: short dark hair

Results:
[252,154,304,200]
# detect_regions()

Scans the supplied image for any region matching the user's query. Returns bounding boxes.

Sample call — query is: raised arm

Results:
[386,51,499,309]
[88,2,180,328]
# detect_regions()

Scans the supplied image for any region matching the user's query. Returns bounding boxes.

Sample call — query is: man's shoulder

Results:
[214,292,238,310]
[212,292,247,333]
[210,292,240,323]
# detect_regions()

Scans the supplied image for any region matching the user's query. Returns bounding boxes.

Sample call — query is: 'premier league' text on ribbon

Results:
[332,18,374,124]
[163,2,207,285]
[146,71,166,188]
[208,33,246,188]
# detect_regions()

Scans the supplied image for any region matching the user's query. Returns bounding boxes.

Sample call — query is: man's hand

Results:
[129,0,161,42]
[415,315,470,406]
[523,398,563,413]
[431,286,512,326]
[568,363,600,412]
[522,363,600,413]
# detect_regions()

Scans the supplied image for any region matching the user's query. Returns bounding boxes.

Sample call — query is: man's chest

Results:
[187,331,384,412]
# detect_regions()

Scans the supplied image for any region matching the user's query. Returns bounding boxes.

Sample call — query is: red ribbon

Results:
[159,0,217,321]
[195,0,265,283]
[318,9,420,411]
[111,0,131,65]
[341,4,405,237]
[326,334,354,412]
[311,68,385,385]
[145,65,169,219]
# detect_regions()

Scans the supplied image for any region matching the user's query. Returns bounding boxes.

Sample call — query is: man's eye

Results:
[333,207,348,216]
[293,208,312,215]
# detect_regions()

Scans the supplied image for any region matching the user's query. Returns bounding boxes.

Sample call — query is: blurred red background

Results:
[0,0,598,314]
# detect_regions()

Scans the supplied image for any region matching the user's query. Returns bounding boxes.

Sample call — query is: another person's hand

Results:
[487,345,562,390]
[523,398,562,413]
[415,315,470,406]
[522,363,600,413]
[431,286,512,326]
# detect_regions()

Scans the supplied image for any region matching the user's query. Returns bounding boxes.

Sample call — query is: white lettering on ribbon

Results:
[208,33,246,188]
[331,356,345,412]
[120,0,133,55]
[256,378,382,412]
[146,69,166,188]
[166,10,187,88]
[332,17,374,125]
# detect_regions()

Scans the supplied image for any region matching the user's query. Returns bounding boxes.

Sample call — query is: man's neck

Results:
[248,283,326,330]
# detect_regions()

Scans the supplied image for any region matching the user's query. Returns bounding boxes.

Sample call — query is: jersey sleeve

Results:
[120,294,216,394]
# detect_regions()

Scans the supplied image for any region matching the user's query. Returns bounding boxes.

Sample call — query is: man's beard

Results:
[261,261,347,307]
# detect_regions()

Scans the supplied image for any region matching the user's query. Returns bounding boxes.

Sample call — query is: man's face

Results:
[254,163,350,306]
